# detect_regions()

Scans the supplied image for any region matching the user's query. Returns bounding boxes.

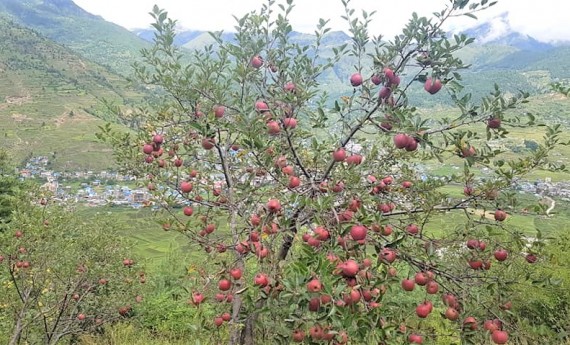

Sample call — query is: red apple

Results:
[250,55,263,68]
[180,181,193,193]
[487,117,501,129]
[494,209,507,221]
[332,148,346,162]
[213,105,225,118]
[349,225,367,241]
[218,279,232,291]
[491,330,509,344]
[307,279,322,292]
[350,73,363,87]
[254,273,269,287]
[401,279,415,291]
[266,199,281,213]
[424,77,442,94]
[183,206,193,216]
[495,249,508,262]
[201,138,215,150]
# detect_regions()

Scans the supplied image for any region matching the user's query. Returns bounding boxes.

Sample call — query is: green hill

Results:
[0,17,143,170]
[0,0,150,76]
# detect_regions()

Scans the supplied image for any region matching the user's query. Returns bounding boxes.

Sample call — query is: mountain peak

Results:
[461,12,554,51]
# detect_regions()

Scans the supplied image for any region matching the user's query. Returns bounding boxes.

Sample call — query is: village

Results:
[17,156,570,209]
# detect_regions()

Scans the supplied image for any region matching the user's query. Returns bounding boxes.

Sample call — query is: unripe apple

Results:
[350,72,363,87]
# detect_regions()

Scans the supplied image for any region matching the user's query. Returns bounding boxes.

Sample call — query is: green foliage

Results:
[0,195,143,344]
[100,1,566,345]
[0,150,21,230]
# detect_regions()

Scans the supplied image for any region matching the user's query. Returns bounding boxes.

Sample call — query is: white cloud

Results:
[72,0,570,42]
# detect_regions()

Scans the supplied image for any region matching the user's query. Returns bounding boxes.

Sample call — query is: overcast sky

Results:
[72,0,569,43]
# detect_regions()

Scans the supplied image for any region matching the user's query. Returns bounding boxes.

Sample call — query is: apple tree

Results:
[100,0,565,343]
[0,194,144,344]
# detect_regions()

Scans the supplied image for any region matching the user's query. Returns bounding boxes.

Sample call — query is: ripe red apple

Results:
[142,144,153,154]
[468,259,483,270]
[340,259,359,277]
[379,86,392,100]
[466,239,479,249]
[214,316,224,327]
[284,81,296,92]
[213,105,225,118]
[416,302,432,318]
[487,117,501,129]
[401,279,415,291]
[201,138,215,150]
[349,225,367,241]
[380,248,396,263]
[491,330,509,344]
[77,313,86,321]
[405,137,419,151]
[292,329,305,342]
[445,307,459,321]
[414,272,429,286]
[308,297,321,311]
[254,273,269,287]
[406,224,419,236]
[425,280,439,294]
[494,209,507,221]
[255,100,269,112]
[221,312,231,322]
[288,176,301,189]
[282,117,297,129]
[345,154,363,165]
[463,316,478,330]
[371,74,382,85]
[526,253,538,263]
[218,279,232,291]
[402,181,413,188]
[332,148,346,162]
[307,279,322,292]
[393,133,409,149]
[230,267,243,280]
[180,181,193,193]
[267,120,281,135]
[266,199,281,213]
[183,206,193,216]
[350,73,363,87]
[424,77,442,94]
[250,55,263,68]
[409,334,423,344]
[461,145,476,158]
[152,134,163,145]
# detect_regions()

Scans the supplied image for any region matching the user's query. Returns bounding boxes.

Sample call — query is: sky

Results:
[71,0,570,43]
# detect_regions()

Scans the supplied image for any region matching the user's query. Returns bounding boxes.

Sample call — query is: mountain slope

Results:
[0,0,150,76]
[0,17,142,170]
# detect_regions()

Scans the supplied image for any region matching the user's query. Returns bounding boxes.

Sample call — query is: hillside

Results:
[0,0,150,76]
[0,17,143,170]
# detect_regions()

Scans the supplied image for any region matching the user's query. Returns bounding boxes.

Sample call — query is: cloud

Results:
[72,0,570,42]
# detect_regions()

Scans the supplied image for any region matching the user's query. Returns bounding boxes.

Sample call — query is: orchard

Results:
[99,0,567,344]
